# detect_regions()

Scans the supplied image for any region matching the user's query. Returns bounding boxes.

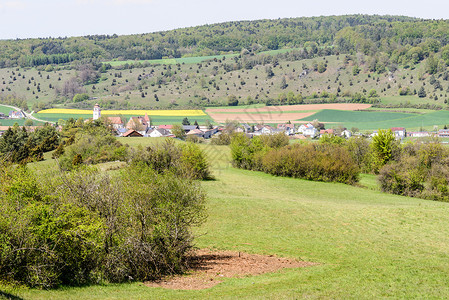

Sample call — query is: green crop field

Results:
[5,140,449,299]
[301,109,449,130]
[0,104,12,114]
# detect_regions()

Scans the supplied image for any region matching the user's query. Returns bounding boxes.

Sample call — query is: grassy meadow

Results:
[1,52,447,111]
[2,138,449,298]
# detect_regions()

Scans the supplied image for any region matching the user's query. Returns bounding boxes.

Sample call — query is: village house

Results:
[107,116,124,130]
[158,124,173,131]
[277,123,295,135]
[122,129,143,137]
[148,128,172,138]
[408,131,433,138]
[341,129,352,138]
[320,129,334,136]
[438,129,449,138]
[183,125,199,132]
[300,123,318,137]
[0,112,6,119]
[126,114,151,135]
[391,127,406,139]
[9,110,25,119]
[186,128,205,138]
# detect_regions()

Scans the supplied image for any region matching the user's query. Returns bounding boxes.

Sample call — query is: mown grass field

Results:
[4,139,449,298]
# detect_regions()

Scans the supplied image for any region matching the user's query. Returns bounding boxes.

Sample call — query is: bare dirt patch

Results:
[206,103,372,113]
[207,112,316,123]
[144,249,315,290]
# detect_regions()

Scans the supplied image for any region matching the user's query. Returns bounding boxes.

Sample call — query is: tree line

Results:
[1,15,449,68]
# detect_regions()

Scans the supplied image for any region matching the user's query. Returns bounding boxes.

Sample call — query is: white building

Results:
[93,103,101,120]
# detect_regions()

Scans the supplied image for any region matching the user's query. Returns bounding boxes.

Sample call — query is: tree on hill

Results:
[418,87,427,98]
[227,95,239,106]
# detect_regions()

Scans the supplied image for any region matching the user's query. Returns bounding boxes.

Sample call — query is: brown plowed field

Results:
[206,103,372,113]
[207,112,316,123]
[206,103,371,123]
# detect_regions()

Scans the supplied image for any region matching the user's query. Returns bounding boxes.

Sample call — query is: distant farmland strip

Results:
[37,109,206,117]
[34,113,213,125]
[206,103,372,113]
[206,103,372,124]
[299,109,449,130]
[207,112,316,123]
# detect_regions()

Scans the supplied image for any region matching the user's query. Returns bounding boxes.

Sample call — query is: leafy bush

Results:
[0,165,104,288]
[231,133,359,184]
[0,159,207,287]
[379,141,449,201]
[130,139,211,180]
[261,144,359,184]
[210,132,233,145]
[59,126,127,170]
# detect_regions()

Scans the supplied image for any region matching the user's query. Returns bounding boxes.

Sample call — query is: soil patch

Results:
[206,103,372,113]
[144,249,315,290]
[207,112,316,123]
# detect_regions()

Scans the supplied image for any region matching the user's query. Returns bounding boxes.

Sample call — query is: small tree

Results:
[371,129,397,172]
[172,124,186,140]
[227,95,239,106]
[24,119,34,126]
[182,117,190,126]
[418,87,427,98]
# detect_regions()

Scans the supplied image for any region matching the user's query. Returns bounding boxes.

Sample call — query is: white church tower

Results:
[93,103,101,120]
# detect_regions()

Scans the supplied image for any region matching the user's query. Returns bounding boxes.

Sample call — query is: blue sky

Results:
[0,0,448,40]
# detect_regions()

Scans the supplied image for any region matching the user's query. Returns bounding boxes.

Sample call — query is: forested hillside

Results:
[1,15,448,68]
[2,15,449,110]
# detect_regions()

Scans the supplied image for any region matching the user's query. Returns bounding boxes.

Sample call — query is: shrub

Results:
[130,140,211,180]
[186,135,204,143]
[59,128,127,170]
[370,129,399,173]
[344,136,372,172]
[0,165,104,288]
[0,161,207,287]
[379,141,449,201]
[210,132,233,145]
[261,144,359,184]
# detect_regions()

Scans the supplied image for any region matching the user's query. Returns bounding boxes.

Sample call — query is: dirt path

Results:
[144,249,315,290]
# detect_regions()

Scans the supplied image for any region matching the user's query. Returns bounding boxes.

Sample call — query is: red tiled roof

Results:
[107,116,123,124]
[122,129,143,137]
[158,125,173,129]
[391,127,405,131]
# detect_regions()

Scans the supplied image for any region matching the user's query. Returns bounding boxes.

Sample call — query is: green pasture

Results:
[106,53,240,67]
[6,140,449,298]
[301,109,449,130]
[104,48,303,67]
[0,104,12,114]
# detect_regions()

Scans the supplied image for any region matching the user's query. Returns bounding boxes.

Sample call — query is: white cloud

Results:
[0,0,26,9]
[76,0,155,5]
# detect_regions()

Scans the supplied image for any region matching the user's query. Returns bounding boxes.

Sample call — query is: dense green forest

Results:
[1,15,449,68]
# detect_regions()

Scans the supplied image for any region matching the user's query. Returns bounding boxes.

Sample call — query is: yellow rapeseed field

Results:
[38,109,206,117]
